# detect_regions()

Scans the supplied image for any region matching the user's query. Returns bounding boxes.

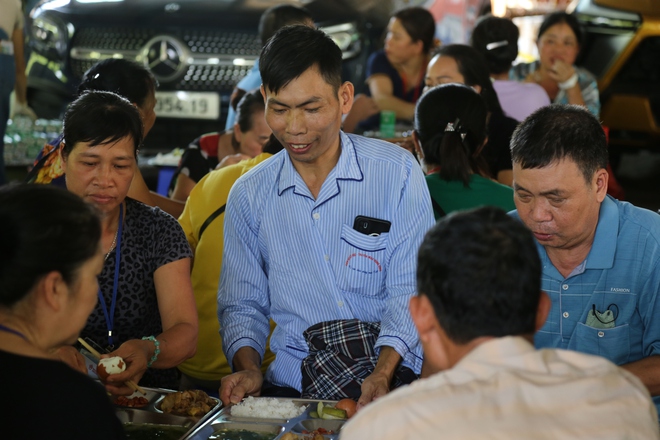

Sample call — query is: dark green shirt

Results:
[426,173,515,219]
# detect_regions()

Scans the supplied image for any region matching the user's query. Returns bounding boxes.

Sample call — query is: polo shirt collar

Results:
[277,131,364,195]
[584,195,619,269]
[537,195,618,278]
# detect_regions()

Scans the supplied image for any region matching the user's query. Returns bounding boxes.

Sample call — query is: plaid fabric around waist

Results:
[301,319,417,400]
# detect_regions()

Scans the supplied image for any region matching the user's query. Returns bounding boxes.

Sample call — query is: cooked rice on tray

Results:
[230,396,307,419]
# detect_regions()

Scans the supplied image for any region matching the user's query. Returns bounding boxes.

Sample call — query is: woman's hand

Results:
[101,339,151,395]
[548,59,576,84]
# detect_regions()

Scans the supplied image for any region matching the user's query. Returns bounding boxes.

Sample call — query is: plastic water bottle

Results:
[380,110,396,139]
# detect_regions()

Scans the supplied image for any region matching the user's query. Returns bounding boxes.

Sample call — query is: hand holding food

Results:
[219,368,264,406]
[97,356,126,382]
[100,340,151,395]
[92,338,149,396]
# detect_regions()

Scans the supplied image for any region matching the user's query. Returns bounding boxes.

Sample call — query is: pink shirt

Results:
[493,79,551,122]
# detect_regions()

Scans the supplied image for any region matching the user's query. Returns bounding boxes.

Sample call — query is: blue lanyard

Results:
[0,324,27,341]
[98,203,123,347]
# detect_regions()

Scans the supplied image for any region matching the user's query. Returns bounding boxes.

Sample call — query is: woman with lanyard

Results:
[359,7,436,129]
[413,83,515,220]
[57,90,198,394]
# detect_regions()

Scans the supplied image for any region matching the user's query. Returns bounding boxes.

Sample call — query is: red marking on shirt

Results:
[345,253,382,272]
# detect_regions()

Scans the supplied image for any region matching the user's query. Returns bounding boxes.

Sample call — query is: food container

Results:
[185,398,347,440]
[112,387,221,439]
[117,409,194,439]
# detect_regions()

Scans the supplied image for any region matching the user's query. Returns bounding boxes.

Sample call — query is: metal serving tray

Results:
[112,387,221,439]
[185,398,346,440]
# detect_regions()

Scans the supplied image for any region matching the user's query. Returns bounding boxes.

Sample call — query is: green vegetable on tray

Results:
[314,401,347,420]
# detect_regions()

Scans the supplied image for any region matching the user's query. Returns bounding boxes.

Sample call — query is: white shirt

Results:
[341,336,660,439]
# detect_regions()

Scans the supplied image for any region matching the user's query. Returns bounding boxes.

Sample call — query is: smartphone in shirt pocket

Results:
[353,215,391,236]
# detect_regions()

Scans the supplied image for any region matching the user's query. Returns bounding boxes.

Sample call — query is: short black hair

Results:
[471,15,520,75]
[434,44,505,116]
[62,90,143,159]
[78,58,157,110]
[538,11,583,46]
[510,105,608,183]
[393,7,436,53]
[414,84,488,186]
[417,206,541,344]
[258,4,313,46]
[260,25,342,95]
[235,88,265,133]
[0,184,101,307]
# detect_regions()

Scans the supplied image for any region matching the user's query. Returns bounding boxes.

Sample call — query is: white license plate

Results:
[154,91,220,120]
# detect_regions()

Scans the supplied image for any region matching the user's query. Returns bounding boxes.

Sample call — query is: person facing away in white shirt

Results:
[341,206,660,440]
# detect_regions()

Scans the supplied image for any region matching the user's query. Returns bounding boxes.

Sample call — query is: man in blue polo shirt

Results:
[510,104,660,416]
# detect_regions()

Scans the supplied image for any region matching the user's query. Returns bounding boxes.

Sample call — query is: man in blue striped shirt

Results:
[217,25,434,408]
[511,105,660,418]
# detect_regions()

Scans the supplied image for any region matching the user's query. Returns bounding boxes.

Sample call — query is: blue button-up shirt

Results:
[513,196,660,414]
[218,132,434,391]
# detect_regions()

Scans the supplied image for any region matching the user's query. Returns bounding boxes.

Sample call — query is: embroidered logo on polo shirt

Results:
[610,287,631,293]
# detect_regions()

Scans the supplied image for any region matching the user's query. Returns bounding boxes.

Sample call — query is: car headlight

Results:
[320,22,361,60]
[31,15,71,59]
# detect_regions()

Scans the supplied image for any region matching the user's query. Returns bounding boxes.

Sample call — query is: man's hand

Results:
[219,346,264,406]
[357,371,390,409]
[219,370,263,406]
[356,346,401,410]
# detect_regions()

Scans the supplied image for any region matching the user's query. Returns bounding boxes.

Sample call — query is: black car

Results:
[26,0,405,151]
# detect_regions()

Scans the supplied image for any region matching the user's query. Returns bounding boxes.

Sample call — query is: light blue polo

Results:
[513,196,660,415]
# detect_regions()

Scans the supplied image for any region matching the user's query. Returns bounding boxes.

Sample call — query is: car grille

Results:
[71,27,151,51]
[69,27,261,92]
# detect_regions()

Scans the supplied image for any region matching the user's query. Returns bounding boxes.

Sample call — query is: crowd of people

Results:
[2,4,660,439]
